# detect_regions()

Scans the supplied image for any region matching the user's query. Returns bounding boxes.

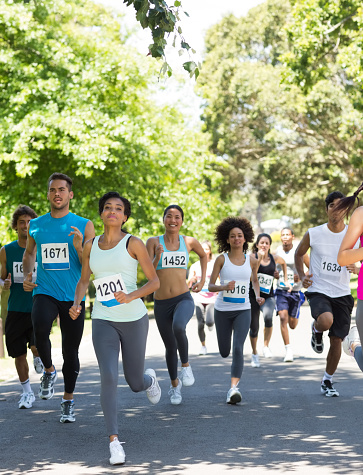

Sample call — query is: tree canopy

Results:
[0,0,227,243]
[197,0,362,231]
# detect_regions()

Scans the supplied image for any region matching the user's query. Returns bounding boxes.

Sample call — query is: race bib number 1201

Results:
[93,273,127,307]
[41,243,69,270]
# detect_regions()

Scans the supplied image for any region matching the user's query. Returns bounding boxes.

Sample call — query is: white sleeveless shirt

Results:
[308,223,354,298]
[275,244,302,291]
[215,253,252,311]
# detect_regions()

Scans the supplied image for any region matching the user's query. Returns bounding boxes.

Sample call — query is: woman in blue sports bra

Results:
[146,204,207,405]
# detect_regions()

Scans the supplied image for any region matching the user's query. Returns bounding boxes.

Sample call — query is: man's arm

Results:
[295,232,313,288]
[69,220,95,264]
[22,230,38,291]
[0,246,11,289]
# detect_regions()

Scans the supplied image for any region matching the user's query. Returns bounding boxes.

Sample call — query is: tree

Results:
[123,0,199,78]
[197,0,363,231]
[0,0,227,244]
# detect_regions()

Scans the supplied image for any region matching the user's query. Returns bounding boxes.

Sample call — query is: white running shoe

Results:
[39,370,58,399]
[207,324,214,332]
[33,356,44,374]
[199,345,207,355]
[109,439,125,465]
[284,347,294,363]
[321,379,339,397]
[226,386,242,404]
[168,379,182,405]
[263,346,272,358]
[18,391,35,409]
[342,326,361,357]
[251,354,260,368]
[60,400,75,423]
[145,368,161,404]
[180,365,195,386]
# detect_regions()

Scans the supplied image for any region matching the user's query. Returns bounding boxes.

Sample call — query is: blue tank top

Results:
[90,234,147,322]
[5,240,35,313]
[156,235,189,270]
[29,212,89,301]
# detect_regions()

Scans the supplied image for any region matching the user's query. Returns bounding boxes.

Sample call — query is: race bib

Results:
[93,273,127,307]
[223,281,248,303]
[161,252,187,268]
[13,262,37,283]
[41,243,69,270]
[279,268,294,287]
[258,273,273,294]
[320,257,342,280]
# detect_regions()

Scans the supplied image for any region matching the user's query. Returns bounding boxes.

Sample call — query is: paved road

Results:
[1,305,363,474]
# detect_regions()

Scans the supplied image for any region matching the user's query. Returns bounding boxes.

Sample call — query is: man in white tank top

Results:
[275,228,309,363]
[295,191,359,397]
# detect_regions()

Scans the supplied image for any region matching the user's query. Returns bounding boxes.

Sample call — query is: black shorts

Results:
[5,311,35,358]
[305,292,354,340]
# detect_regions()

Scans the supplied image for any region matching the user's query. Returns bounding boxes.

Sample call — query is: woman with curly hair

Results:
[208,217,264,404]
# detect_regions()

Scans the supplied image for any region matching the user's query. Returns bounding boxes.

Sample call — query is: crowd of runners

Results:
[1,172,363,465]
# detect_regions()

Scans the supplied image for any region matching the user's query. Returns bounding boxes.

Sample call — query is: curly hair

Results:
[214,217,254,253]
[11,205,37,230]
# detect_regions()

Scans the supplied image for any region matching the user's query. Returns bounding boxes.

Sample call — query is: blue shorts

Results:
[275,289,301,319]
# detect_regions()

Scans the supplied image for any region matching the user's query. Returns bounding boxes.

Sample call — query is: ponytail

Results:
[335,182,363,217]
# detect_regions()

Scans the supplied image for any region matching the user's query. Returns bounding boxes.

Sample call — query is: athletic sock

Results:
[285,344,291,350]
[62,398,74,403]
[312,322,322,333]
[323,372,333,382]
[21,379,31,393]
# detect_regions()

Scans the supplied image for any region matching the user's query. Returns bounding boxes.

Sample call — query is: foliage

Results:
[0,0,227,245]
[197,0,363,231]
[123,0,199,78]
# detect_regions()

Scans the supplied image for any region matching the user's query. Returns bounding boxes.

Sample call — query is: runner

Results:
[0,205,43,409]
[208,216,264,404]
[70,191,160,465]
[249,233,291,367]
[337,183,363,370]
[22,172,95,423]
[146,205,207,405]
[295,191,358,397]
[275,228,309,362]
[187,240,217,355]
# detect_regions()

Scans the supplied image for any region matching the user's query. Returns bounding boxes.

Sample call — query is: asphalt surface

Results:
[1,305,363,474]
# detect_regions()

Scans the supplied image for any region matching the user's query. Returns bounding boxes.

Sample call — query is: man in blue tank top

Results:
[0,205,43,410]
[22,173,95,423]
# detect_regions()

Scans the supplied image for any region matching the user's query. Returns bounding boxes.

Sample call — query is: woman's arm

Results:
[146,237,163,269]
[208,254,234,292]
[250,255,264,306]
[69,240,93,320]
[186,237,207,292]
[338,207,363,266]
[114,237,159,304]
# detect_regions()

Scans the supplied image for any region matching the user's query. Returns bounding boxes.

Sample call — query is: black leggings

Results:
[154,292,195,381]
[195,302,214,343]
[32,294,85,394]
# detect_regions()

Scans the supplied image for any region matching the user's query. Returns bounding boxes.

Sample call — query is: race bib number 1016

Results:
[223,281,248,303]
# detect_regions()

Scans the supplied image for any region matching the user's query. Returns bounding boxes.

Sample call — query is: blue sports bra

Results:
[156,235,189,270]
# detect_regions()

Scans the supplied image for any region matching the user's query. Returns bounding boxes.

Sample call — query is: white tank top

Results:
[215,253,252,311]
[90,234,147,322]
[308,223,353,298]
[275,244,302,291]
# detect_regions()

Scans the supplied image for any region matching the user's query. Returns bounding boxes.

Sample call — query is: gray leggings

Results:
[92,315,152,436]
[154,291,195,381]
[195,302,214,343]
[214,308,251,379]
[354,299,363,372]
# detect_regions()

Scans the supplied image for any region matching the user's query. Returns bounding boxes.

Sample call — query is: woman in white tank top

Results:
[209,217,264,404]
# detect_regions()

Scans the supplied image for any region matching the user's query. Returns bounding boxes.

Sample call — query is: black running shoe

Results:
[311,322,324,353]
[321,379,339,397]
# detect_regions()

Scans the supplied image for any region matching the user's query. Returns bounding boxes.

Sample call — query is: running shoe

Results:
[199,345,207,355]
[109,439,126,465]
[321,379,339,397]
[60,400,75,423]
[311,321,324,353]
[251,354,260,368]
[168,379,182,405]
[263,346,272,358]
[38,370,57,400]
[18,391,35,409]
[33,356,44,374]
[207,324,214,332]
[283,347,294,362]
[226,386,242,404]
[342,326,360,357]
[145,368,161,404]
[180,365,195,386]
